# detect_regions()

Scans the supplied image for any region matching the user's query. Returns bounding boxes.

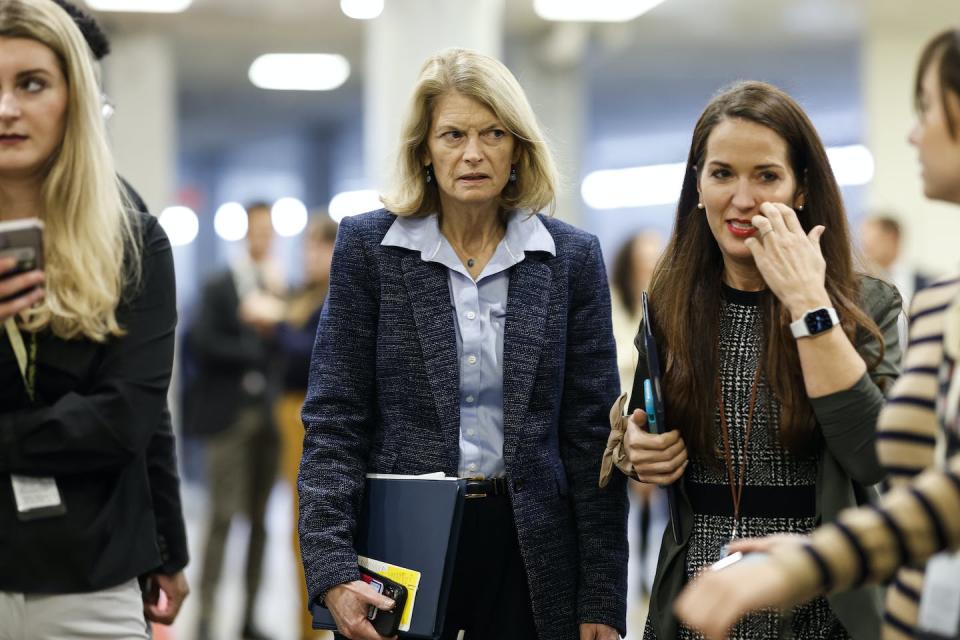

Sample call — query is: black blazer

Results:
[0,212,177,592]
[124,180,188,576]
[187,268,273,436]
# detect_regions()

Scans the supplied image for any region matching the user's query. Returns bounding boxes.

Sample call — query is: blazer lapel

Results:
[502,255,552,468]
[400,253,461,467]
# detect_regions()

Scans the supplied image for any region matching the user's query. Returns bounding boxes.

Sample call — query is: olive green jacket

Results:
[634,276,902,639]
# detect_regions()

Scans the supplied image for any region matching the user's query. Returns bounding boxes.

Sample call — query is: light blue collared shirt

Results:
[381,211,556,478]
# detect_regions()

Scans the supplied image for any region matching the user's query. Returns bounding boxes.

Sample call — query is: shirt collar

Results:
[381,210,556,268]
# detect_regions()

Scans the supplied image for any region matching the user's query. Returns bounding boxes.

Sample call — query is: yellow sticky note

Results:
[358,556,422,632]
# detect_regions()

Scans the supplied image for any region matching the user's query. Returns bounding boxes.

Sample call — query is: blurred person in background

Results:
[242,213,338,640]
[189,201,284,640]
[0,0,177,637]
[52,0,191,628]
[611,230,664,394]
[673,27,960,640]
[603,81,902,639]
[299,48,628,640]
[859,214,931,305]
[610,230,666,599]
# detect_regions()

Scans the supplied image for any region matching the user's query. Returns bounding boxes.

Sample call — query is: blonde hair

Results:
[0,0,140,341]
[382,48,558,217]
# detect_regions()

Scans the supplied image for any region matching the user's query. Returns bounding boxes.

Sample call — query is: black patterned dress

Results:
[644,285,850,639]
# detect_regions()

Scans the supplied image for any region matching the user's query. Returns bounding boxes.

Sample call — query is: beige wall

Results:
[864,1,960,277]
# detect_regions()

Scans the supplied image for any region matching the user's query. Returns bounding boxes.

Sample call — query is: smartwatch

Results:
[790,307,839,338]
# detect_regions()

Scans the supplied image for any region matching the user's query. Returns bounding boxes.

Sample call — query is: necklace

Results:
[716,364,762,552]
[445,226,503,271]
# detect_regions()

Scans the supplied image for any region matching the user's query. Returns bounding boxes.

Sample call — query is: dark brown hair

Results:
[915,29,960,139]
[612,237,640,316]
[611,233,660,316]
[649,81,885,460]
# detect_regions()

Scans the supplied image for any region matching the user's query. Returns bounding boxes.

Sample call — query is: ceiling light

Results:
[340,0,384,20]
[84,0,192,13]
[825,145,874,187]
[213,202,248,242]
[271,198,309,237]
[158,206,199,246]
[581,145,875,210]
[533,0,666,22]
[249,54,350,92]
[581,162,686,210]
[328,190,381,223]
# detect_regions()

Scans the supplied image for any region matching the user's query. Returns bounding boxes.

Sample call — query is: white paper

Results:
[365,472,453,480]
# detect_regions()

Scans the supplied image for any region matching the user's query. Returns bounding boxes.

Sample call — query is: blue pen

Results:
[643,378,659,434]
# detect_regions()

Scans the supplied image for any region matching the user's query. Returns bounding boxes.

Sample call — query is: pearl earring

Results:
[697,202,704,210]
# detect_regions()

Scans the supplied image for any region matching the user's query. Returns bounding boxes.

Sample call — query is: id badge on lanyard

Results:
[917,551,960,639]
[11,474,65,520]
[4,317,65,521]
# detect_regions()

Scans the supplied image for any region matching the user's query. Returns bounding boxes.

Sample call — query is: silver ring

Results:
[759,228,775,239]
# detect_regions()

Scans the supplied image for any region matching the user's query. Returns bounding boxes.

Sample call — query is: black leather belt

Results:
[464,477,509,498]
[686,481,816,519]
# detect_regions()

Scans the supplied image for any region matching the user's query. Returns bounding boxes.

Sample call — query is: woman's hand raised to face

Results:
[0,257,44,322]
[744,202,831,319]
[624,408,689,485]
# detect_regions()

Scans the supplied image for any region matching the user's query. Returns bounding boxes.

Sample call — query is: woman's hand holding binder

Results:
[325,580,398,640]
[624,409,689,485]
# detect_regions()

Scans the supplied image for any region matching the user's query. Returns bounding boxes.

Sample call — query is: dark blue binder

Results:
[312,476,466,639]
[641,291,682,544]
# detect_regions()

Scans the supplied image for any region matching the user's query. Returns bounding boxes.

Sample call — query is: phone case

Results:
[359,566,408,637]
[0,219,43,303]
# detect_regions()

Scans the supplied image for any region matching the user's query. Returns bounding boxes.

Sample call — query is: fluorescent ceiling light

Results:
[249,54,350,92]
[581,144,875,210]
[328,189,381,223]
[271,198,309,237]
[158,206,199,246]
[85,0,192,12]
[534,0,666,22]
[582,162,686,210]
[340,0,384,20]
[213,202,248,242]
[826,144,874,187]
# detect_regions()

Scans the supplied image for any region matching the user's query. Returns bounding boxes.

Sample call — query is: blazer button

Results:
[512,478,524,492]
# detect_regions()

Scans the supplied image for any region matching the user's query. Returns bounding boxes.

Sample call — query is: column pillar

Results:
[364,0,504,189]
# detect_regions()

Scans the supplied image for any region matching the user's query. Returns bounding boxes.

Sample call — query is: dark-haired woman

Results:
[673,29,960,640]
[610,81,902,639]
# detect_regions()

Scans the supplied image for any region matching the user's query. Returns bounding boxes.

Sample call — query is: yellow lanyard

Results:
[4,317,37,403]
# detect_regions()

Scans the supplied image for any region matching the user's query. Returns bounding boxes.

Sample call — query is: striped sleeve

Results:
[767,278,960,611]
[768,452,960,602]
[877,280,960,485]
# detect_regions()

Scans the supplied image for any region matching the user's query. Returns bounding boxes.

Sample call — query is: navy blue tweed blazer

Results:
[298,210,628,639]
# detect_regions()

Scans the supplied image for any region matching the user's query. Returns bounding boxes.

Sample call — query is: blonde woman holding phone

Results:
[0,0,176,637]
